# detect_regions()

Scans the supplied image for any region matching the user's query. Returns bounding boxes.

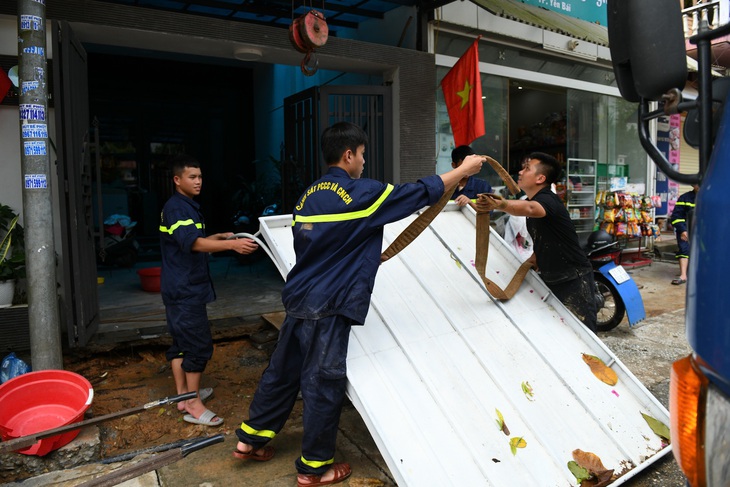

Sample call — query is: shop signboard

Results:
[519,0,608,25]
[655,114,681,217]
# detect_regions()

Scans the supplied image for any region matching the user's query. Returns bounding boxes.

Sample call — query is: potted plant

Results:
[0,204,25,307]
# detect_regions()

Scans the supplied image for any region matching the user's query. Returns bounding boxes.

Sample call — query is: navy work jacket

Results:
[452,176,492,200]
[670,189,697,235]
[159,192,215,305]
[282,166,444,324]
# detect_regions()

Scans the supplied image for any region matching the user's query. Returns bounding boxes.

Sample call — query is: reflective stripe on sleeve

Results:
[293,184,394,224]
[159,219,204,234]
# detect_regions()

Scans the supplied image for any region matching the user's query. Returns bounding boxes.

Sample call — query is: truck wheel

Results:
[594,274,626,331]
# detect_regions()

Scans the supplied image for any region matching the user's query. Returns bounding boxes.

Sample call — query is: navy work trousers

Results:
[164,303,213,372]
[236,314,352,475]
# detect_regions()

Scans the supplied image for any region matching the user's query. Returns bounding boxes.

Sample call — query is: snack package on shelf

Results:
[595,191,604,206]
[626,207,639,223]
[620,193,634,209]
[641,196,653,210]
[604,192,616,208]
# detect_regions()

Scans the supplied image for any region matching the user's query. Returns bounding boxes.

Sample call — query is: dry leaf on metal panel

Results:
[495,408,510,436]
[521,381,535,401]
[640,412,671,443]
[509,436,526,456]
[567,460,591,484]
[571,449,615,487]
[582,353,618,386]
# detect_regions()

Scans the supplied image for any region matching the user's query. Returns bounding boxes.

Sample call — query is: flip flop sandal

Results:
[297,463,352,487]
[199,387,213,402]
[232,445,275,462]
[178,387,214,413]
[671,278,687,285]
[183,409,223,426]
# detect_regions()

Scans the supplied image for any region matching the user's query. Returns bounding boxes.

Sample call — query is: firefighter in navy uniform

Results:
[233,122,485,487]
[450,144,492,206]
[669,184,699,285]
[160,154,258,427]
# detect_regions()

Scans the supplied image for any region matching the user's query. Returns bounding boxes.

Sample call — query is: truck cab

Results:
[607,1,730,486]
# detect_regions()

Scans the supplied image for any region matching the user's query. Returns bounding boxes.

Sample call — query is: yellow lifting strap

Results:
[381,156,531,301]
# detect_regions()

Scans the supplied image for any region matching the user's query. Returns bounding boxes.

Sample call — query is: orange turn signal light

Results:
[669,354,708,487]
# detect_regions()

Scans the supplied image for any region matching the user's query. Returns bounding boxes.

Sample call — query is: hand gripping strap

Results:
[380,157,529,301]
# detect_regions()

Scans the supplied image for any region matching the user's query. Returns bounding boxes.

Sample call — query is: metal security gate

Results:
[282,85,392,212]
[53,21,100,347]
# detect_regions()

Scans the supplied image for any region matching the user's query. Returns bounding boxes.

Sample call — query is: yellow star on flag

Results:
[457,80,472,109]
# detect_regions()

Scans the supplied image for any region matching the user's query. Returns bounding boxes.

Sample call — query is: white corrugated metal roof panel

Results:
[259,203,670,486]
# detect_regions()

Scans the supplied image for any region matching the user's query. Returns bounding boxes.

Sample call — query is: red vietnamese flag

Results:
[441,37,485,147]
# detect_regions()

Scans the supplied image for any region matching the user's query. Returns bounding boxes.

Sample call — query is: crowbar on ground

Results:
[0,391,197,453]
[77,434,225,487]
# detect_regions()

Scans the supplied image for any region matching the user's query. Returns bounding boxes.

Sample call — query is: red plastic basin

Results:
[137,266,161,292]
[0,370,93,456]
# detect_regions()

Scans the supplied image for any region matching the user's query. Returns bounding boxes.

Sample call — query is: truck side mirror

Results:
[607,0,688,101]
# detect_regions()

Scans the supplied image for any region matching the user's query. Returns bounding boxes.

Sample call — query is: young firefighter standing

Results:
[669,184,699,285]
[160,154,258,426]
[232,122,485,486]
[477,152,598,332]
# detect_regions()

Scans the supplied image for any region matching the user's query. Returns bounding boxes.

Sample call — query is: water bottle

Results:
[0,352,31,383]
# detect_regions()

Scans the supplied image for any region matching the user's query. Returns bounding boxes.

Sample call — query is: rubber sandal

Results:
[297,463,352,487]
[232,445,275,462]
[671,278,686,285]
[183,409,223,426]
[198,387,213,402]
[178,387,214,413]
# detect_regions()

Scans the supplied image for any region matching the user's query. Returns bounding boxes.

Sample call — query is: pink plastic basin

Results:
[0,370,93,456]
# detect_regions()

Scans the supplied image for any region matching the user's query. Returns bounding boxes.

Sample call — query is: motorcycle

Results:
[585,230,646,331]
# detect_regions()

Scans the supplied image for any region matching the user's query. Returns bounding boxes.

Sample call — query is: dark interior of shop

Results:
[87,53,256,262]
[508,80,567,168]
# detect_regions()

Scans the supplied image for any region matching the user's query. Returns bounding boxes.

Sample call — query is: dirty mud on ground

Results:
[1,334,281,484]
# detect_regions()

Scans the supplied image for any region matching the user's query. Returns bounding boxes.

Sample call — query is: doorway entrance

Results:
[87,52,257,261]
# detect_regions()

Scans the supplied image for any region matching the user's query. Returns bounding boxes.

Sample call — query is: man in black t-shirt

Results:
[477,152,597,332]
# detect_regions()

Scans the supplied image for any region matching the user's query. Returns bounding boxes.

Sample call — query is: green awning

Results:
[471,0,609,46]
